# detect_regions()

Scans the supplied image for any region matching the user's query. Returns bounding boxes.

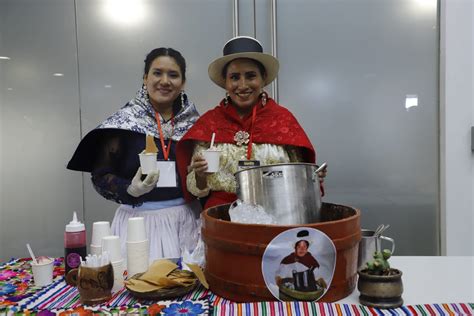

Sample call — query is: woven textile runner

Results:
[11,277,210,311]
[2,277,209,315]
[0,258,211,315]
[0,258,64,308]
[212,302,474,316]
[1,258,473,315]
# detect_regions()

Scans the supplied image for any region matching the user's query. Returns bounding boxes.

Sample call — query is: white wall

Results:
[1,0,473,259]
[440,0,474,255]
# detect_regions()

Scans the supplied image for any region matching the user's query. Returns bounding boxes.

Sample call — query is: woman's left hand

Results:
[190,154,208,177]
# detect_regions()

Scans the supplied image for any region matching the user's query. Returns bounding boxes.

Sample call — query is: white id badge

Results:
[156,161,177,187]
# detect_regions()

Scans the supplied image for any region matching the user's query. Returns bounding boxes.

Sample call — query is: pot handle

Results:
[66,268,79,286]
[379,236,396,255]
[315,162,328,173]
[312,162,328,181]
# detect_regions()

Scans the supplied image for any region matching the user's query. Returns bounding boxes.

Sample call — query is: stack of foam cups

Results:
[126,217,149,278]
[90,221,111,255]
[101,235,124,292]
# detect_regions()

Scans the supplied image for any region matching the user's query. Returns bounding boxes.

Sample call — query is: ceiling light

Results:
[104,0,146,26]
[405,94,418,110]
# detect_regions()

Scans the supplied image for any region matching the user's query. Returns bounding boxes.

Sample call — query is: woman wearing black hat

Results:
[177,36,325,209]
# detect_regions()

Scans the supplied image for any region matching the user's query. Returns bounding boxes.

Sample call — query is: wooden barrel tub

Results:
[202,202,361,302]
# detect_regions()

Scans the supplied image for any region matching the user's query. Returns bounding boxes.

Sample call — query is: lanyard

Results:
[155,111,174,161]
[246,105,258,160]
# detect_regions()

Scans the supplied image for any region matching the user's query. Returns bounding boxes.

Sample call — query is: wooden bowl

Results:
[278,278,325,301]
[125,271,199,300]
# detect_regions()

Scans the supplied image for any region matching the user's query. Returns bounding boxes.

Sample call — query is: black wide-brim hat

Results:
[208,36,279,89]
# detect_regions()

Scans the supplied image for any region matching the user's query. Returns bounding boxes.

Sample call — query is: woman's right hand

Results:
[127,167,160,197]
[191,154,209,189]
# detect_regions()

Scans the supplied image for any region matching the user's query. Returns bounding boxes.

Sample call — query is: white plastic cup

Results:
[127,217,147,242]
[90,244,102,256]
[31,257,54,287]
[102,235,122,263]
[202,149,221,173]
[139,153,158,174]
[91,221,111,246]
[126,239,149,278]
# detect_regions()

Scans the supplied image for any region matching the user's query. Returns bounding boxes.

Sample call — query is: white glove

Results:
[127,167,160,197]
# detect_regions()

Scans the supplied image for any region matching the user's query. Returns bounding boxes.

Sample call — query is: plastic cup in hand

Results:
[202,149,221,173]
[91,221,111,247]
[31,257,54,287]
[138,153,158,175]
[127,217,147,242]
[101,235,122,263]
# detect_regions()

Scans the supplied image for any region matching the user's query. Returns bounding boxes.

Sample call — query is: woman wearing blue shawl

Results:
[68,48,201,262]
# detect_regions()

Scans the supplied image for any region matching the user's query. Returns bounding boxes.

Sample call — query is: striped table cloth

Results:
[1,258,473,315]
[212,300,473,316]
[8,277,474,315]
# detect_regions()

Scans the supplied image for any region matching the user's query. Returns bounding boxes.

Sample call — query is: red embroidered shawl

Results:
[176,98,316,202]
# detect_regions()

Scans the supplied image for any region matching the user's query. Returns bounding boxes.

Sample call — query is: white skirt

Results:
[111,199,201,263]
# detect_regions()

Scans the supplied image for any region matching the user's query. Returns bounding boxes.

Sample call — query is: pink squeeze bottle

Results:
[64,212,86,275]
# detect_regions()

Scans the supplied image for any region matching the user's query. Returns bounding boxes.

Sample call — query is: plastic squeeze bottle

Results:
[64,211,87,275]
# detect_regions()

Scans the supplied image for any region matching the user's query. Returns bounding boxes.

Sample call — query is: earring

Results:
[181,91,185,107]
[142,84,150,102]
[261,91,267,106]
[224,92,230,106]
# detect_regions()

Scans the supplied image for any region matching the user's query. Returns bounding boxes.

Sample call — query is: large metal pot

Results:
[234,163,322,225]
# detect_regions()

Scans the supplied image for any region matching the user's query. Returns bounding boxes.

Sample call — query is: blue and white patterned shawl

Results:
[67,87,200,172]
[97,86,200,141]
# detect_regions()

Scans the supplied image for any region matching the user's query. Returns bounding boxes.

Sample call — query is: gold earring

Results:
[224,92,230,106]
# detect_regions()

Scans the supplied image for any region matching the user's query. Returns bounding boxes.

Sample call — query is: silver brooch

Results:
[234,131,250,146]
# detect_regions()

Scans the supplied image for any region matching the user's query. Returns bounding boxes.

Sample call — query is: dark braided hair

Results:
[144,47,186,82]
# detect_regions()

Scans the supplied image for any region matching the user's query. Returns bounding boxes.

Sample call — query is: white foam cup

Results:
[90,244,102,256]
[126,239,149,278]
[91,221,111,246]
[31,257,54,287]
[202,149,221,173]
[101,235,122,263]
[111,259,125,292]
[139,153,158,174]
[127,217,147,242]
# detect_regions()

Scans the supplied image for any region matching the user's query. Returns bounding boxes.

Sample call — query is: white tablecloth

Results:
[336,256,474,305]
